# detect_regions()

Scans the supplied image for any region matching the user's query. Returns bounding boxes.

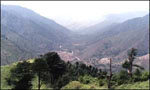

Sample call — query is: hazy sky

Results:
[1,1,149,30]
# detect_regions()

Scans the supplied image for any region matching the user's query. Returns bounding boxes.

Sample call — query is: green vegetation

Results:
[6,61,33,89]
[1,5,149,90]
[2,64,149,89]
[1,49,149,89]
[62,75,149,89]
[62,81,106,89]
[1,65,13,89]
[116,80,149,89]
[122,48,144,77]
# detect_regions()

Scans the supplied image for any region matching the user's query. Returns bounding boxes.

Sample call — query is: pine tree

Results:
[6,61,34,90]
[42,52,67,89]
[32,58,49,90]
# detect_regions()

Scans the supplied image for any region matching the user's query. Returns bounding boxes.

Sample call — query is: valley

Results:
[1,2,149,89]
[1,5,149,71]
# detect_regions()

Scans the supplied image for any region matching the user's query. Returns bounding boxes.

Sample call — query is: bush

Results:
[112,70,130,85]
[78,76,83,83]
[141,71,149,81]
[132,69,142,82]
[99,79,106,86]
[132,70,149,82]
[78,75,90,84]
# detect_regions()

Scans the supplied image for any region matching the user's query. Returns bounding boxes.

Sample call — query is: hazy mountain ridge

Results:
[1,5,73,65]
[77,14,149,60]
[104,11,148,23]
[1,5,149,71]
[75,11,148,33]
[68,14,149,71]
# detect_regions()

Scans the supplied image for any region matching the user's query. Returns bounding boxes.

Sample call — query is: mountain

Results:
[72,14,149,70]
[76,20,118,35]
[75,11,148,34]
[1,5,73,65]
[104,11,148,23]
[135,54,149,70]
[1,5,149,71]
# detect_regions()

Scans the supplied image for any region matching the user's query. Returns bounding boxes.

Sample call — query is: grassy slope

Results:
[62,80,149,89]
[62,81,107,89]
[116,80,149,89]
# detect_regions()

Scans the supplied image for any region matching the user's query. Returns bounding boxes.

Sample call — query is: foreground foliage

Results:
[1,50,150,89]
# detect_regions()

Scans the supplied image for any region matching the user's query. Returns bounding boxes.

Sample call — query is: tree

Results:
[42,52,67,89]
[122,60,130,70]
[6,61,34,90]
[32,58,49,90]
[127,48,137,77]
[133,68,142,82]
[122,48,144,78]
[55,73,71,89]
[107,58,112,89]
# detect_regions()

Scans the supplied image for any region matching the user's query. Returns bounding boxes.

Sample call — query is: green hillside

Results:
[1,57,149,89]
[116,80,149,89]
[62,80,149,89]
[1,63,149,89]
[1,59,51,89]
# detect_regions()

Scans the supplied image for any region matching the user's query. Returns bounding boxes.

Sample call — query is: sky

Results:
[1,1,149,30]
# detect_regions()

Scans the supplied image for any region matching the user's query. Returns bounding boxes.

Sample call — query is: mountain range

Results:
[70,14,149,71]
[1,5,73,65]
[1,5,149,71]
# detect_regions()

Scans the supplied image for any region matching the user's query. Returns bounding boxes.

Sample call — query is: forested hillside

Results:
[1,51,149,89]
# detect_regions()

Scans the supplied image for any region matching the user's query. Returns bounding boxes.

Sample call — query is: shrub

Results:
[112,70,130,85]
[99,79,105,86]
[78,75,91,84]
[141,71,149,81]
